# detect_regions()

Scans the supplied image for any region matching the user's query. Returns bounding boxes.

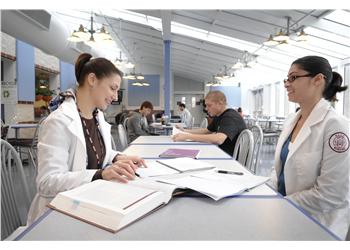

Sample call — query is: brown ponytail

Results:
[74,53,123,86]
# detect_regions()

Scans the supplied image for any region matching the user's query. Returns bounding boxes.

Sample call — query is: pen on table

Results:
[215,170,244,175]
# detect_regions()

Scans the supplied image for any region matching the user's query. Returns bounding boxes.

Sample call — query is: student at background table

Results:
[177,103,193,128]
[173,90,246,156]
[27,53,145,224]
[127,101,154,142]
[271,55,349,239]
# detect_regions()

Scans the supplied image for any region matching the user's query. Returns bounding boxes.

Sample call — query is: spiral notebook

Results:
[159,148,200,159]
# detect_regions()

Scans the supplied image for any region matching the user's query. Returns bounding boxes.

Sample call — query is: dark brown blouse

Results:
[81,117,106,171]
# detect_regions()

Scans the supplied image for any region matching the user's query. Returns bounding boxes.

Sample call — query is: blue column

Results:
[16,40,35,102]
[60,60,76,91]
[163,40,171,117]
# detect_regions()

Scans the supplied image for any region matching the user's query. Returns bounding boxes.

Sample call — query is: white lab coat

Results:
[27,96,120,224]
[180,108,193,128]
[271,98,350,239]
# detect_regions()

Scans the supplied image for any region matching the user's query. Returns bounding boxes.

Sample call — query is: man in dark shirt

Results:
[173,91,246,156]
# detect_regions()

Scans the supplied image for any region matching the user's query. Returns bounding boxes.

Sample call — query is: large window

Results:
[252,88,263,117]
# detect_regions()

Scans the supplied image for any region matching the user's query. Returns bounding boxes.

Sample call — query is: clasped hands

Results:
[102,155,146,183]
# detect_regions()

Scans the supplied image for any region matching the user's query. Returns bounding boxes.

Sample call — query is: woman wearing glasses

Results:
[271,56,349,239]
[27,53,146,224]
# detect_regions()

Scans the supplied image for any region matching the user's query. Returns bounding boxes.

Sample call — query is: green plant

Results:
[35,88,54,96]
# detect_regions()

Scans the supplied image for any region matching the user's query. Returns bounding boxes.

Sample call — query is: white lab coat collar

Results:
[275,98,331,169]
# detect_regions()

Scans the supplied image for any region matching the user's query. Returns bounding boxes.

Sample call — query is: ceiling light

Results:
[67,12,113,47]
[114,51,126,67]
[263,16,310,47]
[67,34,83,42]
[132,82,143,86]
[296,28,308,42]
[125,62,135,69]
[232,60,244,69]
[206,75,221,86]
[233,51,258,69]
[263,34,279,46]
[273,29,289,42]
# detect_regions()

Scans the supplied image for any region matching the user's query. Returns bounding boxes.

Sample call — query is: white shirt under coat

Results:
[180,108,193,128]
[271,98,350,239]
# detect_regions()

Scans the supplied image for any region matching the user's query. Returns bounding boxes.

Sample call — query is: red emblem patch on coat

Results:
[328,132,349,153]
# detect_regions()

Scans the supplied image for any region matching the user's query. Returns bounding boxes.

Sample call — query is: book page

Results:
[156,157,214,172]
[129,178,181,204]
[64,180,157,210]
[193,171,270,190]
[136,161,179,177]
[155,170,269,201]
[171,126,189,136]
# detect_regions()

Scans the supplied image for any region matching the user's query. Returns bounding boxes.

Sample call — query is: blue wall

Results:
[16,40,35,102]
[128,75,160,106]
[60,61,76,91]
[210,86,241,108]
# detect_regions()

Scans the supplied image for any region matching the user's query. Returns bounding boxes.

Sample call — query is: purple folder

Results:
[159,148,200,159]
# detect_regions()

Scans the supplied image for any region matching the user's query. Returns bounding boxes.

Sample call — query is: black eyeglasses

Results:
[283,74,314,84]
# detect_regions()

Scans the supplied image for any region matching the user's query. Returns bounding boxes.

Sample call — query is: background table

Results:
[131,135,211,145]
[123,144,232,159]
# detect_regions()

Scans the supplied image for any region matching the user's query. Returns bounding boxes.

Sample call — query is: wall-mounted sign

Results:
[1,82,17,104]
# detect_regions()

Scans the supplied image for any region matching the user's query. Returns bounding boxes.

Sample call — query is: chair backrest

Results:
[250,124,264,174]
[123,117,129,131]
[117,124,128,151]
[31,117,46,149]
[191,116,195,128]
[233,129,254,170]
[1,139,31,240]
[200,117,208,128]
[111,136,117,150]
[29,116,47,170]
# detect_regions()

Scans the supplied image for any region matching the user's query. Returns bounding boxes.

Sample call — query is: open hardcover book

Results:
[48,178,181,233]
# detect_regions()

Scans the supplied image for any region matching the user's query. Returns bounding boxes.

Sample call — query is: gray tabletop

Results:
[122,144,232,159]
[17,197,338,241]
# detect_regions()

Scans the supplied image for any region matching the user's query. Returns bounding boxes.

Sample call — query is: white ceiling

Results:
[52,9,350,83]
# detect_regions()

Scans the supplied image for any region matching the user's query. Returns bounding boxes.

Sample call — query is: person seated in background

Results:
[270,55,349,239]
[127,101,154,142]
[173,90,246,156]
[27,53,146,225]
[177,103,193,128]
